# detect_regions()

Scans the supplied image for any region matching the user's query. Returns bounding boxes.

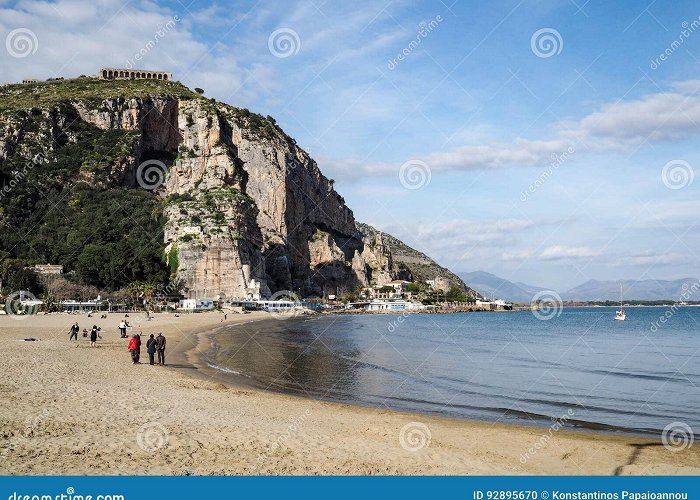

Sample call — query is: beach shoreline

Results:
[0,311,698,475]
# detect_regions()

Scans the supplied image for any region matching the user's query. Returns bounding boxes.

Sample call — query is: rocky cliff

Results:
[0,78,469,300]
[357,223,479,297]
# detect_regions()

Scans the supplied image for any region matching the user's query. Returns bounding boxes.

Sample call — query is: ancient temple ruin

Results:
[99,68,172,81]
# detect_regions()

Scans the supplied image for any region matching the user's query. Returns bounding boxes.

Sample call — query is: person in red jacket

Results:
[127,334,142,364]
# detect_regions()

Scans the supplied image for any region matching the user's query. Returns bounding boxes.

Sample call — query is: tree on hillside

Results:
[0,259,41,294]
[339,291,357,303]
[446,287,467,302]
[77,244,115,287]
[406,282,424,294]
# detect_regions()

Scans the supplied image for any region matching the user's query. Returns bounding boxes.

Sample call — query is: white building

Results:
[256,299,298,312]
[367,299,424,312]
[62,300,102,312]
[386,280,411,293]
[372,280,412,299]
[179,298,215,310]
[475,299,513,311]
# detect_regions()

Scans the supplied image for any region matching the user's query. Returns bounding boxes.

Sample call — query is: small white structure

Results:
[179,298,215,310]
[475,299,513,311]
[31,264,63,275]
[18,291,43,312]
[256,299,298,312]
[386,280,411,293]
[493,299,512,309]
[245,278,266,301]
[372,280,412,299]
[367,299,423,312]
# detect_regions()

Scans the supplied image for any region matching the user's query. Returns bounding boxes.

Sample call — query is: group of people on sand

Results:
[68,322,101,347]
[127,332,167,366]
[68,317,167,366]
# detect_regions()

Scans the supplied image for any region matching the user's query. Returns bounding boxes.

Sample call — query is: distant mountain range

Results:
[563,278,699,302]
[460,271,700,302]
[459,271,548,303]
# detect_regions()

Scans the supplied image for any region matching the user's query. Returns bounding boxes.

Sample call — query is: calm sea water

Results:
[201,307,700,434]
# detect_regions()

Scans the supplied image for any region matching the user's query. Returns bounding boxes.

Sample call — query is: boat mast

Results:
[620,283,623,312]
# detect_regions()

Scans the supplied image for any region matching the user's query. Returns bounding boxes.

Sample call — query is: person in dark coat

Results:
[155,332,166,366]
[69,322,79,341]
[89,325,98,347]
[146,334,157,366]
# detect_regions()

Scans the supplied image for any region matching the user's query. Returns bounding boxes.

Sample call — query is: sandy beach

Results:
[0,311,698,476]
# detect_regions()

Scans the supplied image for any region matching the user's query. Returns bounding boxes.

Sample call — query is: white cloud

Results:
[323,80,700,179]
[633,200,700,230]
[540,245,601,260]
[573,89,700,142]
[0,0,278,106]
[499,249,536,262]
[371,217,578,269]
[624,251,694,266]
[404,218,536,250]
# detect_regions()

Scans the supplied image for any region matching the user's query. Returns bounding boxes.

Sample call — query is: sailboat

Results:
[614,284,626,321]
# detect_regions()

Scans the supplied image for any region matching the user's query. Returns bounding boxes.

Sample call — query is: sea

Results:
[199,306,700,435]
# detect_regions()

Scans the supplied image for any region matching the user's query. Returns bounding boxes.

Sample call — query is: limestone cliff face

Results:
[65,93,410,299]
[0,82,455,299]
[74,97,180,154]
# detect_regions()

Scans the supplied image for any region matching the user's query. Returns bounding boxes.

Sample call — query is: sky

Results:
[1,0,699,290]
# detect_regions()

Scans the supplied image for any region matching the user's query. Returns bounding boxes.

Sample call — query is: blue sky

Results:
[1,0,699,290]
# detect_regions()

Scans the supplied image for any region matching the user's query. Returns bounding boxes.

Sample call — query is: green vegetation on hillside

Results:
[0,98,170,293]
[0,78,199,112]
[220,106,282,141]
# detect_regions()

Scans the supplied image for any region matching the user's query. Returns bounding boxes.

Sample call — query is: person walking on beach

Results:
[155,332,166,366]
[127,334,141,364]
[118,319,127,338]
[69,322,79,341]
[89,325,98,347]
[146,334,157,366]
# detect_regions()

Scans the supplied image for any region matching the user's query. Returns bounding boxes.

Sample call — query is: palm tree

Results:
[126,281,144,308]
[142,283,156,309]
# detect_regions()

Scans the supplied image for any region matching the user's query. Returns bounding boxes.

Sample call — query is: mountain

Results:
[563,278,700,302]
[358,223,477,296]
[458,271,548,303]
[0,76,466,300]
[458,272,700,302]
